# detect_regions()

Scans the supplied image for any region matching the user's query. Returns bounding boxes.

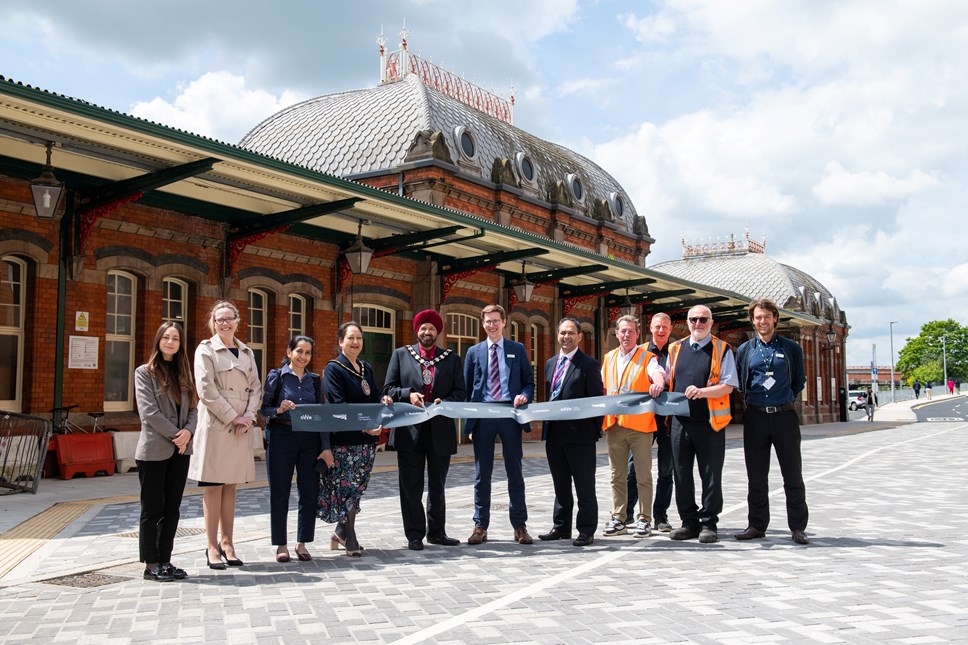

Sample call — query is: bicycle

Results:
[49,405,106,434]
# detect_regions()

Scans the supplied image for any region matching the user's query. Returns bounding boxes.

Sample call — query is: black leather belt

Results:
[746,402,796,414]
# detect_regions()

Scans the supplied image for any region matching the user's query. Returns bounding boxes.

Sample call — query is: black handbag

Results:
[313,459,329,476]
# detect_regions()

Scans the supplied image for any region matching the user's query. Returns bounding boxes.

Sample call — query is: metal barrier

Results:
[0,410,51,495]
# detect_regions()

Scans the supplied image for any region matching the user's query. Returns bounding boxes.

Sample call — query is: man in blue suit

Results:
[463,304,535,545]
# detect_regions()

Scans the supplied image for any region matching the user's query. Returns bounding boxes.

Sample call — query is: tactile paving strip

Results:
[0,502,90,578]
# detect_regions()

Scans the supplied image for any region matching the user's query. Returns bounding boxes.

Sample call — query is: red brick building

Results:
[1,40,845,438]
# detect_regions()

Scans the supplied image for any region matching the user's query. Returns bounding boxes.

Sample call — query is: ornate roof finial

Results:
[681,230,767,257]
[377,27,387,83]
[378,28,514,123]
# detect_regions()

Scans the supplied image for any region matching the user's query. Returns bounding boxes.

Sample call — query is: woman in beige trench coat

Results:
[188,300,262,570]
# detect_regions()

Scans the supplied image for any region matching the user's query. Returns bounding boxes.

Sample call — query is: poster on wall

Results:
[75,311,90,332]
[69,336,98,369]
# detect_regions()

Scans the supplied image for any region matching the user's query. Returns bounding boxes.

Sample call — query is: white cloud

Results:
[622,11,678,43]
[813,162,940,206]
[594,1,968,365]
[131,72,307,142]
[940,263,968,299]
[557,77,618,97]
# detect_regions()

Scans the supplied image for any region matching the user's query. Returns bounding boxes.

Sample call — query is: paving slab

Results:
[0,413,965,643]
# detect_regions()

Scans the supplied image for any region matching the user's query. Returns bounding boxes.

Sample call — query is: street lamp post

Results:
[889,321,899,403]
[942,335,948,394]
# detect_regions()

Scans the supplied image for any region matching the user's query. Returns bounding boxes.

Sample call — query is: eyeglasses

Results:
[688,316,709,324]
[215,317,238,325]
[482,319,503,326]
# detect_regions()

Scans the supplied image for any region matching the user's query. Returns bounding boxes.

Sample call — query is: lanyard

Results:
[755,339,776,375]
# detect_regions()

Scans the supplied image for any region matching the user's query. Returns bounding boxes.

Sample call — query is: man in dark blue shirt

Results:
[735,298,809,545]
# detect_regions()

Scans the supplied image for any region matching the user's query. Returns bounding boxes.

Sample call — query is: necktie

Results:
[550,355,568,400]
[692,342,701,352]
[488,343,502,401]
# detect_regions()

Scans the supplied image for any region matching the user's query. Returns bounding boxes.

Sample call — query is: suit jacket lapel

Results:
[409,344,423,387]
[561,350,580,393]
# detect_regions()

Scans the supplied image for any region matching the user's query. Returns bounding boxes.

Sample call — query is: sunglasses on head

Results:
[688,316,709,324]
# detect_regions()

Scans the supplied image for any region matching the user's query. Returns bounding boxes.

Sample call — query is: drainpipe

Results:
[52,189,75,427]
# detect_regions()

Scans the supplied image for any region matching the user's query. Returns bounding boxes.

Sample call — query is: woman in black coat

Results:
[317,322,385,557]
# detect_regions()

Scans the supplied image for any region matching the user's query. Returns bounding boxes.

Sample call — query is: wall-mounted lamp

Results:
[30,142,65,219]
[343,219,373,275]
[511,261,534,303]
[826,323,837,349]
[620,289,636,318]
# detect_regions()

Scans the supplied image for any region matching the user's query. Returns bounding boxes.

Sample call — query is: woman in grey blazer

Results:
[134,321,198,582]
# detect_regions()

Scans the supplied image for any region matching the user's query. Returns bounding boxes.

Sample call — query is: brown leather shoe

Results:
[792,530,810,545]
[467,527,487,545]
[734,526,766,540]
[513,526,534,545]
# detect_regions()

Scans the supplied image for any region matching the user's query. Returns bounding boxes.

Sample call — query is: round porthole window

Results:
[453,126,477,160]
[608,192,625,219]
[566,173,585,202]
[515,152,536,184]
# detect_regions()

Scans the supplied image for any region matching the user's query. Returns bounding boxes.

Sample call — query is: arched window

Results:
[0,256,26,411]
[510,320,522,343]
[353,305,395,387]
[248,289,268,381]
[289,294,307,339]
[447,313,480,356]
[162,277,188,329]
[105,270,137,411]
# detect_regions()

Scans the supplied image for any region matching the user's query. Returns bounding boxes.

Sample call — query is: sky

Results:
[2,0,966,368]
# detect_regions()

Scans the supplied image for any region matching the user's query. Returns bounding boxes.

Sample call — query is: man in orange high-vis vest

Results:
[600,315,666,539]
[667,305,738,544]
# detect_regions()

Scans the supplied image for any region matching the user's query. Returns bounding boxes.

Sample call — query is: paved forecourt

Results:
[0,402,965,643]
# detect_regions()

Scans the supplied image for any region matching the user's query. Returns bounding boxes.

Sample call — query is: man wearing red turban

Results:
[383,309,467,550]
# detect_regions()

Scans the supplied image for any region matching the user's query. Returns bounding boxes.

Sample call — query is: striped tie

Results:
[550,355,568,400]
[488,343,502,401]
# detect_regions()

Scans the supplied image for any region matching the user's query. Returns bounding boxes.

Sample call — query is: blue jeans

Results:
[472,418,527,529]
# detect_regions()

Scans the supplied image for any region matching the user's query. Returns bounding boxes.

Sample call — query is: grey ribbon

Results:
[291,392,689,433]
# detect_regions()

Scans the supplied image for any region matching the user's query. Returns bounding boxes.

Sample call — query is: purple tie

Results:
[489,343,502,401]
[550,355,568,400]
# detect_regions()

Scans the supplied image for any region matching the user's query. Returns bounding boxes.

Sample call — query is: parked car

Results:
[848,390,868,410]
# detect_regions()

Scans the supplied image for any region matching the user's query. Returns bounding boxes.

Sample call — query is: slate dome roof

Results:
[652,251,841,321]
[239,75,643,233]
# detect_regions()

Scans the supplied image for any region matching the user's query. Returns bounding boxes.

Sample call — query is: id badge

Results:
[763,376,776,390]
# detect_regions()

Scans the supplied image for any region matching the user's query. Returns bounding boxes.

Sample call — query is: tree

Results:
[896,319,968,383]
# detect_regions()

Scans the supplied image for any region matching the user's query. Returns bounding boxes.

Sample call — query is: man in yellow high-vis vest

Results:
[600,315,666,539]
[667,305,738,544]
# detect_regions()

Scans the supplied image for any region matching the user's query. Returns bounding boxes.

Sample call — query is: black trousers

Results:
[670,417,725,530]
[743,408,808,532]
[137,453,190,564]
[397,426,452,541]
[266,424,320,545]
[545,438,598,535]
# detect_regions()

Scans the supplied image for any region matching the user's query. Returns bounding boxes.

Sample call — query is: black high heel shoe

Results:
[218,545,244,567]
[206,550,227,570]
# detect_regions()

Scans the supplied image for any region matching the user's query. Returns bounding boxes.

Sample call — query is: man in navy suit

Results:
[463,304,535,545]
[538,317,604,547]
[384,309,467,551]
